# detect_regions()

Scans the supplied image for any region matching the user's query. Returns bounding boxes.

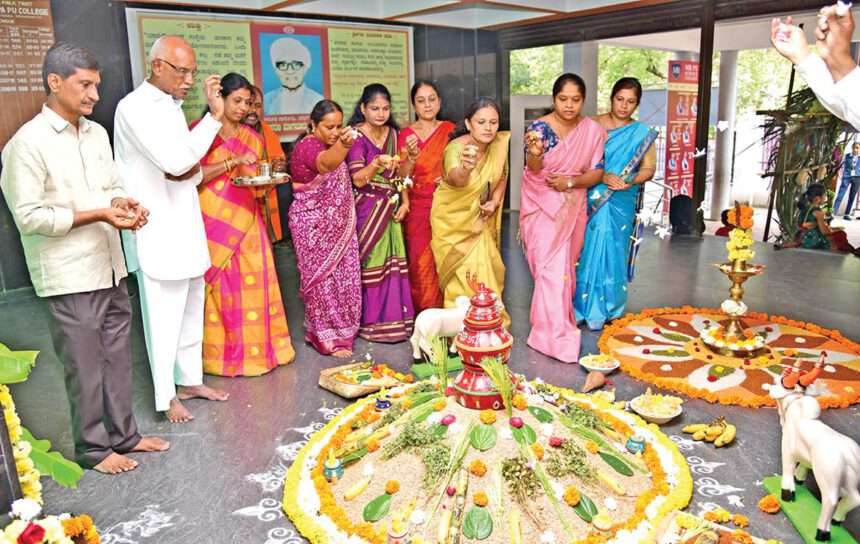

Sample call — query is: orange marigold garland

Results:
[63,514,101,544]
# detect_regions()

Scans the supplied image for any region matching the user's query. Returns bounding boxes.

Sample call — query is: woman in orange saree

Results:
[398,81,455,312]
[192,73,295,376]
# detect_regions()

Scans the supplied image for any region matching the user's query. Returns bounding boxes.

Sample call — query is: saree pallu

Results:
[347,129,414,342]
[399,121,455,312]
[574,122,658,331]
[431,132,511,324]
[196,125,294,376]
[520,118,607,363]
[289,137,361,354]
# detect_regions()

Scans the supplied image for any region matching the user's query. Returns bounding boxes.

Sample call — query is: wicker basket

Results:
[318,362,400,398]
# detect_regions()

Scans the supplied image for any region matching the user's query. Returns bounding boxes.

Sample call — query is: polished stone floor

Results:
[1,211,858,544]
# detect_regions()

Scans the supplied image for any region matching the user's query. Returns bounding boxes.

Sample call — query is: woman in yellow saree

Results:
[431,97,510,322]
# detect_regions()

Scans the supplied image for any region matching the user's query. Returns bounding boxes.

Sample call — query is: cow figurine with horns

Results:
[769,352,860,542]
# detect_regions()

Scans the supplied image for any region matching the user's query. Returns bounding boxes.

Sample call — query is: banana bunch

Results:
[683,416,736,447]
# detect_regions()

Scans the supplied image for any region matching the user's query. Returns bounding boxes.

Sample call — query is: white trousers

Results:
[138,273,205,411]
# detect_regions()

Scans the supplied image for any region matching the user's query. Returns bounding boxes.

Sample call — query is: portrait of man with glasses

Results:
[263,36,324,116]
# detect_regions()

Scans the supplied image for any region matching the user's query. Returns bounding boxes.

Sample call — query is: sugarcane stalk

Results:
[447,468,469,544]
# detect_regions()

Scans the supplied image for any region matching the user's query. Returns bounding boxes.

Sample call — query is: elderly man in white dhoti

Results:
[263,36,324,115]
[114,35,229,423]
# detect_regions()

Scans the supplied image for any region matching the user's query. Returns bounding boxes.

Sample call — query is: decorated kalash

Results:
[286,282,694,544]
[597,202,860,544]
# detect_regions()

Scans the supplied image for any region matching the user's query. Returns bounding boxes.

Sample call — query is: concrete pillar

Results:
[709,50,738,221]
[562,42,598,116]
[675,51,700,62]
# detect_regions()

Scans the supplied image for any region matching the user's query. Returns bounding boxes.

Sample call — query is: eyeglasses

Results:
[157,58,198,79]
[275,60,305,72]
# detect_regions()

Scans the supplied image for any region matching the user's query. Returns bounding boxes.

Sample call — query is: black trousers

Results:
[44,279,140,468]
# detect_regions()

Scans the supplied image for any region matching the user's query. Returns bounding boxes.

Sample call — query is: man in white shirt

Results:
[263,37,324,116]
[114,35,229,423]
[1,43,168,474]
[771,4,860,131]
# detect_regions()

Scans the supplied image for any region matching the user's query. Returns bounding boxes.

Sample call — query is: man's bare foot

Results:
[93,452,138,474]
[177,384,229,402]
[132,436,170,452]
[166,397,194,423]
[332,349,353,359]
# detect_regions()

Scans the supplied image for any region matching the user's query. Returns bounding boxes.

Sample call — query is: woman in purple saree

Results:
[289,100,362,358]
[346,84,415,342]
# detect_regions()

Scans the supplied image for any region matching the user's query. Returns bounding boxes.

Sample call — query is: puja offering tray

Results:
[231,172,290,187]
[452,282,513,410]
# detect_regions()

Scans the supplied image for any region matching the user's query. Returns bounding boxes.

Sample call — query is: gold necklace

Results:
[552,112,581,140]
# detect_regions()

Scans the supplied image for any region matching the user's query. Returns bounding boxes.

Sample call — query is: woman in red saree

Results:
[398,81,455,312]
[192,73,295,376]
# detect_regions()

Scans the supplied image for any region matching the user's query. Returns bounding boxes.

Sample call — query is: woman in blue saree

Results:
[574,78,658,330]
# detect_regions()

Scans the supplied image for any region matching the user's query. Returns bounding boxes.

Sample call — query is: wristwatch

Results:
[567,179,573,189]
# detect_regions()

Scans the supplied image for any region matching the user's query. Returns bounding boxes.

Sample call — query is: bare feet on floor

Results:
[166,397,194,423]
[131,436,170,452]
[332,349,353,359]
[177,384,229,402]
[93,452,138,474]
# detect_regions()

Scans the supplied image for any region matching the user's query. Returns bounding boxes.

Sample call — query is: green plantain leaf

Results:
[511,424,537,446]
[572,490,598,522]
[462,505,493,540]
[599,451,634,477]
[659,332,690,343]
[527,405,554,423]
[431,422,448,438]
[470,424,497,451]
[21,427,83,488]
[363,491,392,522]
[341,447,368,465]
[410,403,436,423]
[0,344,38,384]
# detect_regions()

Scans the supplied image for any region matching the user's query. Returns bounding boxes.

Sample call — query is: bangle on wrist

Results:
[528,150,545,160]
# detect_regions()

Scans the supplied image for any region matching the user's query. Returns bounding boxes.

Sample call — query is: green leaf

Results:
[599,451,634,477]
[341,447,368,465]
[650,349,689,357]
[410,403,436,423]
[527,405,554,423]
[511,424,537,446]
[572,490,598,522]
[0,343,38,384]
[470,424,497,451]
[462,505,493,540]
[356,374,371,382]
[659,332,691,343]
[431,423,448,438]
[20,427,82,488]
[363,492,392,522]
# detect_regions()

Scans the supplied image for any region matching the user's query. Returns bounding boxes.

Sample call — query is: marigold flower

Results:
[400,399,413,410]
[366,439,380,453]
[758,494,780,514]
[585,440,600,454]
[385,480,399,494]
[479,409,497,425]
[366,412,381,424]
[512,394,527,410]
[469,459,487,477]
[403,375,414,383]
[530,443,545,461]
[473,492,489,507]
[433,399,447,411]
[563,486,581,507]
[732,529,754,544]
[731,513,749,528]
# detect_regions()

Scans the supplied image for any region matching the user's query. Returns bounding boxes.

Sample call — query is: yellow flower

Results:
[563,486,581,507]
[433,399,446,411]
[479,410,497,425]
[473,492,489,507]
[469,459,487,477]
[385,480,400,494]
[512,394,527,410]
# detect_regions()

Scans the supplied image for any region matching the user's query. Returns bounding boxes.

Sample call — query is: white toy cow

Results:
[409,296,471,360]
[769,354,860,542]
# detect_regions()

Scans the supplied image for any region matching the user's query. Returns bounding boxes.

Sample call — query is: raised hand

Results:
[338,126,357,148]
[815,4,856,79]
[204,75,224,121]
[405,133,420,160]
[525,131,544,158]
[771,17,811,65]
[461,145,478,171]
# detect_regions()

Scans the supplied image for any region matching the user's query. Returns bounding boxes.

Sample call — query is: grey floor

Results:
[1,211,858,544]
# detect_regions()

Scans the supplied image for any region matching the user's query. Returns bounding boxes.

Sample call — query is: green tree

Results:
[597,45,671,111]
[510,45,563,95]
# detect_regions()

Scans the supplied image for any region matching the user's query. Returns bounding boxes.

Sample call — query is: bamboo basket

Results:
[318,362,401,398]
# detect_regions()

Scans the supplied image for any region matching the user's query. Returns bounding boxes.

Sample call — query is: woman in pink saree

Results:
[289,100,362,358]
[520,74,607,363]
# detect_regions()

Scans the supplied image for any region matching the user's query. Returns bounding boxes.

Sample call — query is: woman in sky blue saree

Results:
[574,78,658,330]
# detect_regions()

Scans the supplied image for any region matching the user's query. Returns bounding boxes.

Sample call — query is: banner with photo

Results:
[664,60,698,197]
[125,8,412,141]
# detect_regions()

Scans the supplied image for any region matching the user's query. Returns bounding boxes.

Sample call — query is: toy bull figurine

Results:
[769,353,860,542]
[409,296,471,360]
